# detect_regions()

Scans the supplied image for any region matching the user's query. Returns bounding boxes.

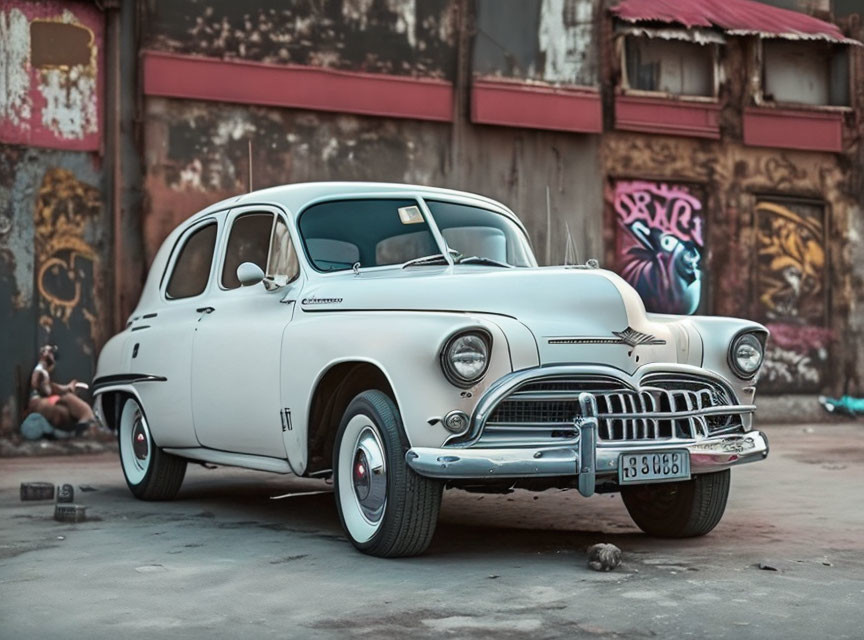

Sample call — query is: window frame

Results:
[618,33,721,102]
[161,217,220,302]
[216,205,301,292]
[756,39,853,112]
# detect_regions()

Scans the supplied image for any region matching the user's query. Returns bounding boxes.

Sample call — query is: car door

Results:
[131,217,221,447]
[190,206,302,458]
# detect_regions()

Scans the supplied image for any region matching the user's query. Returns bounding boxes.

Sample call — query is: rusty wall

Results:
[0,146,108,432]
[0,1,110,432]
[141,0,457,78]
[142,97,603,268]
[0,1,104,150]
[602,133,860,395]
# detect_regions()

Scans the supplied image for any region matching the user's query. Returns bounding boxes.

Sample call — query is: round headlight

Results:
[441,331,490,387]
[730,333,764,378]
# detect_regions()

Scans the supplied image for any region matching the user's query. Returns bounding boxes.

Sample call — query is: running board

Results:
[162,447,294,474]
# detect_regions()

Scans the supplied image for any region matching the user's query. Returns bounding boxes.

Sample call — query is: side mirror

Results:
[236,262,265,287]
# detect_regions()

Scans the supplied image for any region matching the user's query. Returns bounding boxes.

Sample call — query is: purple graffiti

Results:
[614,181,704,246]
[614,181,705,315]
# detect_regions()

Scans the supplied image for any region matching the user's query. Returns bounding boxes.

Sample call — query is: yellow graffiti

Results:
[35,168,100,336]
[756,201,825,321]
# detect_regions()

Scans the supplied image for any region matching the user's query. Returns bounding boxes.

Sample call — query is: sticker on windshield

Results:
[398,205,424,225]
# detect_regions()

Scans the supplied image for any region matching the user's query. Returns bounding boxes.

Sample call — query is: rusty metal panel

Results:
[142,0,456,79]
[0,1,104,151]
[141,98,604,266]
[0,147,106,433]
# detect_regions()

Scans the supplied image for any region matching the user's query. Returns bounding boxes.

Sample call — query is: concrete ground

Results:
[1,423,863,639]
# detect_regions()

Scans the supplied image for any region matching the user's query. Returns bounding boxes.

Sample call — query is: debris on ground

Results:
[57,484,74,503]
[20,482,55,501]
[757,562,778,571]
[587,543,622,572]
[54,503,87,523]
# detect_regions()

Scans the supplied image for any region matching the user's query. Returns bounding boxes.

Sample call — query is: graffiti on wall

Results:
[0,1,103,150]
[755,198,828,392]
[613,180,705,315]
[35,168,101,353]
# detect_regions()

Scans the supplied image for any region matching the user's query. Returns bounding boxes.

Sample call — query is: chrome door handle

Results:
[196,306,215,314]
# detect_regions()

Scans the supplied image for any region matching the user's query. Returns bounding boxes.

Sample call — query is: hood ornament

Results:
[612,327,665,347]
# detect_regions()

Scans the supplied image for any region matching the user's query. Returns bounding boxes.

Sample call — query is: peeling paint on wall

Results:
[142,98,603,269]
[0,1,103,151]
[473,0,597,86]
[144,0,455,78]
[539,0,594,84]
[0,146,106,433]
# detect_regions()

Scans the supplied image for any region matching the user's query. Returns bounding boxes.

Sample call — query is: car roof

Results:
[133,182,529,314]
[188,181,524,229]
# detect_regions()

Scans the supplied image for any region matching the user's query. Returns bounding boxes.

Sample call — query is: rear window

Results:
[166,223,217,299]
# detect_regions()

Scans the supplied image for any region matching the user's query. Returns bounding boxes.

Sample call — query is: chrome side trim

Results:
[162,447,294,474]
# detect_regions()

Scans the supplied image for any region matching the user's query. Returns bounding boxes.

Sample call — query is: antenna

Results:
[545,185,552,266]
[247,139,253,193]
[564,221,577,266]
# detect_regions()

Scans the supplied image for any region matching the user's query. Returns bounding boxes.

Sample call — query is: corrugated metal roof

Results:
[611,0,860,45]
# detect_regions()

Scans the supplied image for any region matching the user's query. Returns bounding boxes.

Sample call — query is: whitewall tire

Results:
[333,390,443,557]
[118,397,187,501]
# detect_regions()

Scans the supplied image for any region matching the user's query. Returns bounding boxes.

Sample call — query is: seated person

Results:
[28,345,97,435]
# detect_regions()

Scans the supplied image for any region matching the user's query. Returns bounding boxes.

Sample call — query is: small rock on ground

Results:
[587,543,622,572]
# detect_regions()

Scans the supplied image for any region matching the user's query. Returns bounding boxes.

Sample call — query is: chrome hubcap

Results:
[132,418,149,461]
[352,427,386,524]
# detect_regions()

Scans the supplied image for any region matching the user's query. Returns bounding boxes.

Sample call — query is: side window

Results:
[221,213,274,289]
[267,217,299,286]
[166,223,217,299]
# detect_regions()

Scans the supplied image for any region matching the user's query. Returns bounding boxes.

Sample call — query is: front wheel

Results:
[621,470,730,538]
[333,390,443,557]
[118,397,187,500]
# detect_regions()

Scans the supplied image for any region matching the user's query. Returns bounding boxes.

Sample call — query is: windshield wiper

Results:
[401,249,461,269]
[401,253,450,269]
[456,256,513,268]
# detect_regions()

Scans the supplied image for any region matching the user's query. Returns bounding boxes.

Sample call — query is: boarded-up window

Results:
[625,37,714,97]
[763,41,849,106]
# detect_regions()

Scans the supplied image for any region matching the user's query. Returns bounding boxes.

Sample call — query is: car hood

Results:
[299,266,691,371]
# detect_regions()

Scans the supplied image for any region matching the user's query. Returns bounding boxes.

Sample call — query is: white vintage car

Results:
[93,182,769,557]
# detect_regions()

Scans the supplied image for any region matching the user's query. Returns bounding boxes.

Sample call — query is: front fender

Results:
[283,311,519,473]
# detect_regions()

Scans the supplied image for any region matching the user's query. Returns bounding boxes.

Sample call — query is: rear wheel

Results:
[118,397,187,500]
[621,470,730,538]
[333,390,443,557]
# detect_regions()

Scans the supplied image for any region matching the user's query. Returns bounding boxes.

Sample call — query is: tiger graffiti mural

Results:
[755,199,828,393]
[755,200,826,323]
[613,180,705,315]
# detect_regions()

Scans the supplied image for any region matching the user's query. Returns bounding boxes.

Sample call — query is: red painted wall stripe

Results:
[471,80,602,133]
[743,107,843,153]
[615,95,721,139]
[142,51,453,122]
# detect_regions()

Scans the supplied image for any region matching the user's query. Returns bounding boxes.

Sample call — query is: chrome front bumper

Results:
[406,394,769,497]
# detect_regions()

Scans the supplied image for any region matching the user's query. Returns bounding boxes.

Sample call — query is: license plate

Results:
[618,450,690,485]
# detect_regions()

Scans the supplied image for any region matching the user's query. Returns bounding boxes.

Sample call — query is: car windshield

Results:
[298,197,535,272]
[425,200,535,267]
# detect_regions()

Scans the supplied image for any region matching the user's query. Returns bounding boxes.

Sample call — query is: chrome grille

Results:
[474,373,745,448]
